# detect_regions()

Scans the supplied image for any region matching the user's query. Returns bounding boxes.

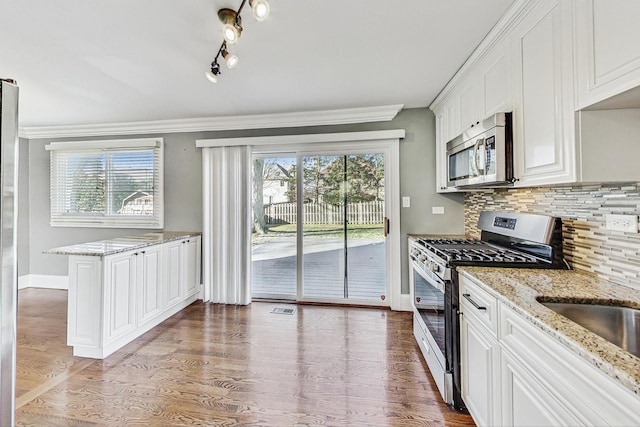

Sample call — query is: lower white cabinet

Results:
[460,313,499,427]
[500,349,582,426]
[137,246,163,327]
[104,252,137,344]
[165,236,201,306]
[460,276,500,426]
[459,274,640,427]
[67,235,201,359]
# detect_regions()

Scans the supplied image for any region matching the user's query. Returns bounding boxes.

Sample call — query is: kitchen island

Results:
[46,231,201,359]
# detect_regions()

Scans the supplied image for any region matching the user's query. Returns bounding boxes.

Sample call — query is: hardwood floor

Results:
[15,288,474,426]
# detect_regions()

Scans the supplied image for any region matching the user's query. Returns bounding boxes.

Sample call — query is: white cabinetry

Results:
[166,239,183,306]
[511,0,576,187]
[137,246,163,327]
[459,273,640,427]
[431,26,511,193]
[459,276,500,427]
[67,235,201,359]
[574,0,640,109]
[165,236,201,306]
[104,251,137,343]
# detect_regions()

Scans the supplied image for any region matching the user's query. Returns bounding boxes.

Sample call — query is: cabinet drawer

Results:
[459,275,498,336]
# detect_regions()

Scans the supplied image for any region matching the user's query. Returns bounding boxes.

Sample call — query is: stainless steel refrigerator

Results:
[0,79,19,426]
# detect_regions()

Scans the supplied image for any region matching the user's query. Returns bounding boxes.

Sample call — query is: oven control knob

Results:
[429,262,439,273]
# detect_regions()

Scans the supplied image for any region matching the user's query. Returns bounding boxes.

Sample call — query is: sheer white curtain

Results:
[202,145,252,305]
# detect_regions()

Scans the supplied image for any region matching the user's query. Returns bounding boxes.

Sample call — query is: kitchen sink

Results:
[540,302,640,358]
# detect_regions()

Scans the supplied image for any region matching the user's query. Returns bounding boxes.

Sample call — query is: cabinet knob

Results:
[133,252,138,256]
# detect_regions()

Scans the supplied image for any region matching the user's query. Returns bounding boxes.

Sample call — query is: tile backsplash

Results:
[464,183,640,290]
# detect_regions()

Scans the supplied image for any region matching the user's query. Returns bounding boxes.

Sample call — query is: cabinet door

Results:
[460,314,499,427]
[574,0,640,109]
[500,350,583,427]
[512,0,576,187]
[443,98,460,144]
[67,256,103,348]
[104,252,137,343]
[165,241,183,307]
[480,44,510,118]
[183,237,201,297]
[435,111,457,193]
[137,246,163,325]
[458,78,480,132]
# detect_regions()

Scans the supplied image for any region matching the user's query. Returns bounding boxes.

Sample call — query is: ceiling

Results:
[0,0,513,130]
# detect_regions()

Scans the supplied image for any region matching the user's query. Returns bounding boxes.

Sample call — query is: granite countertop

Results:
[44,231,201,257]
[457,266,640,396]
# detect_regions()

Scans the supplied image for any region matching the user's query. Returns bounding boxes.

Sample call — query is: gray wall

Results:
[23,107,465,293]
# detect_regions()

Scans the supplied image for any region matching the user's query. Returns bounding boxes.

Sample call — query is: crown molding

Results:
[18,104,404,140]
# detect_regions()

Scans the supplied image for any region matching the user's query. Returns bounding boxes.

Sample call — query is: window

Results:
[47,138,163,228]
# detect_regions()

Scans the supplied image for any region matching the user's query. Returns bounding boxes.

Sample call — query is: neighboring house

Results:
[262,163,291,205]
[119,191,153,215]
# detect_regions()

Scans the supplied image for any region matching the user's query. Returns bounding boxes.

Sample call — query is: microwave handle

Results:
[472,138,485,175]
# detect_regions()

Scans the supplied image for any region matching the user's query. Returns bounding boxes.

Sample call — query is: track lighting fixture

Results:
[205,0,270,83]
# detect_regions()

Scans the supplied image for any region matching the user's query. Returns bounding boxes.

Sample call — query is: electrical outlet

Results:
[402,197,411,208]
[432,206,445,215]
[605,214,639,232]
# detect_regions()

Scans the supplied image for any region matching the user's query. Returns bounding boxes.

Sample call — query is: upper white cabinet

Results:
[574,0,640,109]
[430,11,512,193]
[511,0,576,187]
[431,0,640,190]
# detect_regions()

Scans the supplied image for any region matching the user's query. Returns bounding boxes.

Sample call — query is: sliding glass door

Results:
[301,154,386,302]
[251,150,388,305]
[251,155,298,299]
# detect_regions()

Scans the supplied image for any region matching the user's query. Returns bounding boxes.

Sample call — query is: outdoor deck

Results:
[251,237,386,302]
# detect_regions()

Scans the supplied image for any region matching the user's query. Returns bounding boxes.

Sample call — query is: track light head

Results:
[249,0,270,21]
[221,46,239,69]
[205,61,221,83]
[218,8,242,44]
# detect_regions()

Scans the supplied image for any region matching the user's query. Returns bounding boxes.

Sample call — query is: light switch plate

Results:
[402,197,411,208]
[605,214,638,232]
[432,206,445,215]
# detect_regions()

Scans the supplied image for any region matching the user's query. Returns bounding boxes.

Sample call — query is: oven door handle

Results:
[463,293,486,311]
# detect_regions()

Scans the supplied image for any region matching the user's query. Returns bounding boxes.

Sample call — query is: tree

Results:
[322,155,385,205]
[252,158,267,234]
[253,158,294,233]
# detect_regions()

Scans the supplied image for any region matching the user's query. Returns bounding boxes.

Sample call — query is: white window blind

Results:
[48,139,164,228]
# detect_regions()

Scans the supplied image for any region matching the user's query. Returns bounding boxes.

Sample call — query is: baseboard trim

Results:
[19,274,69,290]
[397,293,414,312]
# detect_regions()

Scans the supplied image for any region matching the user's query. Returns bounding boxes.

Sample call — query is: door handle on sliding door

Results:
[384,217,390,237]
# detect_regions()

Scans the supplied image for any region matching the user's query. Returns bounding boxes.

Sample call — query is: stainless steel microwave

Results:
[446,112,513,188]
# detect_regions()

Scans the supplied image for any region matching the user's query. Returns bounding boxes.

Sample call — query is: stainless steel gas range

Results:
[409,211,567,410]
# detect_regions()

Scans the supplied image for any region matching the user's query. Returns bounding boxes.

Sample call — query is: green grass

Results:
[264,223,384,239]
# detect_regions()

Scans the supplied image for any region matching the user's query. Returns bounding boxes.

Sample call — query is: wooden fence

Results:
[263,201,384,225]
